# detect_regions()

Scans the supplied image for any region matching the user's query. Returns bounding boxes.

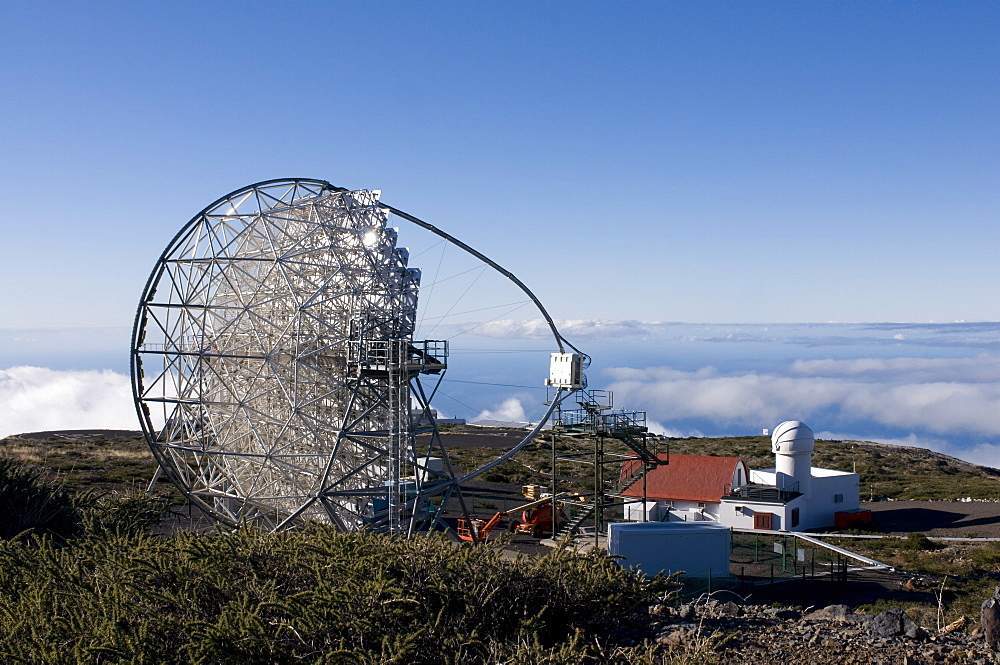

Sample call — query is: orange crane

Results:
[457,495,568,542]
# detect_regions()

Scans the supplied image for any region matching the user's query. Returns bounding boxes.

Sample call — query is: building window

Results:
[791,508,800,528]
[697,502,706,509]
[834,493,844,503]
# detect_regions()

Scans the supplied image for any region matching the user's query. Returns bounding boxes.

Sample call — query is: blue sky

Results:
[1,2,998,465]
[1,1,997,326]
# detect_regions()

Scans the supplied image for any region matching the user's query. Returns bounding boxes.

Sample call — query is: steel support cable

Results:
[457,387,569,484]
[263,178,578,356]
[311,182,586,484]
[372,193,583,482]
[380,203,581,357]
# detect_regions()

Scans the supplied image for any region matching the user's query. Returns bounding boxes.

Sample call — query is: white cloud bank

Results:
[789,355,1000,383]
[605,356,1000,440]
[473,319,659,340]
[0,366,136,438]
[465,320,1000,350]
[475,397,529,424]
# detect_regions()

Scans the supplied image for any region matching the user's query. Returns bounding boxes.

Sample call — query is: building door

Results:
[754,512,773,530]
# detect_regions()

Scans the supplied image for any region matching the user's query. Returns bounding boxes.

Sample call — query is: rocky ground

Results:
[648,598,997,665]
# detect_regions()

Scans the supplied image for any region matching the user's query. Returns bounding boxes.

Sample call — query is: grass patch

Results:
[444,431,1000,502]
[833,535,1000,630]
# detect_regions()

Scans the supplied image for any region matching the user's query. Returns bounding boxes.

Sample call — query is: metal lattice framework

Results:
[131,178,580,534]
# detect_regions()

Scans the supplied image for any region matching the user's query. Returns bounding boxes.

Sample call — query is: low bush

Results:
[0,527,683,664]
[0,456,85,541]
[0,455,172,543]
[902,533,943,551]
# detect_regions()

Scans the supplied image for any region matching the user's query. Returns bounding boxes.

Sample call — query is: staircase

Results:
[555,504,595,541]
[600,413,659,465]
[613,458,657,494]
[549,389,667,540]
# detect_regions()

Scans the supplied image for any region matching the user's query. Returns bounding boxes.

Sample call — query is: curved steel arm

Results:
[380,203,583,357]
[315,182,587,483]
[456,387,570,484]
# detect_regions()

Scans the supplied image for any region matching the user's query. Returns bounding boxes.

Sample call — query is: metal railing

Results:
[725,482,801,503]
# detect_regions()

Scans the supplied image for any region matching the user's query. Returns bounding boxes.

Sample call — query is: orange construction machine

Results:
[457,495,567,542]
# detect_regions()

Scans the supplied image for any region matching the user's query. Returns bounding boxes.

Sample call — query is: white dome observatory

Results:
[771,420,814,496]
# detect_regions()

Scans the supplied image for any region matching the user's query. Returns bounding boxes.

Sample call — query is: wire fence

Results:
[676,531,855,603]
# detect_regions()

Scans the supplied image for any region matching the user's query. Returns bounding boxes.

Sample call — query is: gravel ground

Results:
[655,600,999,665]
[863,501,1000,538]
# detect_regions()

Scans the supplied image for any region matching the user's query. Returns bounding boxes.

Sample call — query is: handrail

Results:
[731,528,894,569]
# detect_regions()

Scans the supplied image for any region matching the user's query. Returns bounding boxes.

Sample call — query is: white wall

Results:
[800,470,860,530]
[608,522,731,579]
[623,467,860,532]
[626,499,719,523]
[717,498,816,531]
[624,500,665,522]
[717,500,772,530]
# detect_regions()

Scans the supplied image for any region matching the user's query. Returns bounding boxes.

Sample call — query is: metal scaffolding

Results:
[131,178,581,535]
[550,389,666,543]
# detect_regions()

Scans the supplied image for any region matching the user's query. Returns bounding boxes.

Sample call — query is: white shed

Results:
[607,521,731,579]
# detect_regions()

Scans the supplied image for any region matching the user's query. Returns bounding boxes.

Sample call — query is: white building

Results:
[623,421,861,532]
[607,521,731,579]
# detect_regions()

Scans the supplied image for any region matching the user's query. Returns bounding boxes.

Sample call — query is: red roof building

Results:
[621,454,749,504]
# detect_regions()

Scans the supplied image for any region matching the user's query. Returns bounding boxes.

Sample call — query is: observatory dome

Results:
[771,421,815,455]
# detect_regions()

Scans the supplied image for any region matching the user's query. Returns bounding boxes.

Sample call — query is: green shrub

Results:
[0,527,678,664]
[0,456,84,541]
[902,533,942,551]
[79,489,172,537]
[0,456,171,543]
[969,541,1000,567]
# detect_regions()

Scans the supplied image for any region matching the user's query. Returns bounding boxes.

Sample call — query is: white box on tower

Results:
[546,352,584,389]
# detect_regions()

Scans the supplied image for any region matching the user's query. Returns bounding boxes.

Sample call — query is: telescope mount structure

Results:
[131,178,584,536]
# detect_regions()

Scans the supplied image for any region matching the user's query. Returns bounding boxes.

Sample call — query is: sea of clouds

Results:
[0,366,135,436]
[2,321,998,467]
[460,320,1000,467]
[604,357,1000,467]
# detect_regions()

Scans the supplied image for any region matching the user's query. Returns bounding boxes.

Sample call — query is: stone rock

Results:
[763,607,801,621]
[981,585,1000,651]
[867,608,928,641]
[804,604,864,624]
[677,603,696,621]
[656,622,700,646]
[649,603,672,618]
[716,601,742,617]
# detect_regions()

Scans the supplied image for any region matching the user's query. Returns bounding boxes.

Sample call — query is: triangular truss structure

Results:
[133,178,582,536]
[132,179,471,532]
